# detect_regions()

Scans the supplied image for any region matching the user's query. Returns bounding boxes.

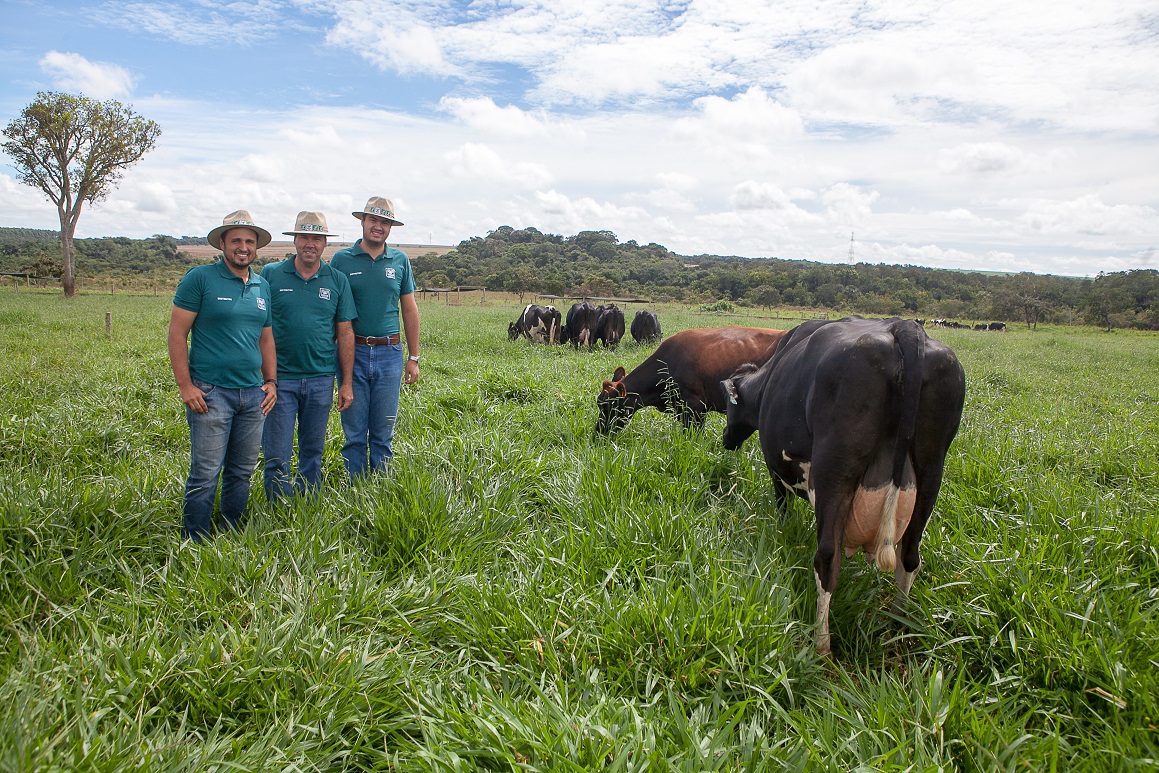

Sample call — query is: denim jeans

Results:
[341,342,403,478]
[183,380,267,541]
[261,374,336,503]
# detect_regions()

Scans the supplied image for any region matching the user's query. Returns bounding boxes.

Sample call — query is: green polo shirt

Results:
[173,260,272,389]
[329,240,415,337]
[262,258,357,379]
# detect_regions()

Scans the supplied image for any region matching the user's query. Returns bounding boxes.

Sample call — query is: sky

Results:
[1,0,1157,277]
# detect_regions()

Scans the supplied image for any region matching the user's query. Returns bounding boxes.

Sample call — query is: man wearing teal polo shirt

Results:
[261,211,356,502]
[168,210,278,541]
[329,196,421,477]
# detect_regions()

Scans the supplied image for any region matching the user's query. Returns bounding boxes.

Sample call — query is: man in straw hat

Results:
[260,211,356,502]
[168,210,278,541]
[329,196,421,477]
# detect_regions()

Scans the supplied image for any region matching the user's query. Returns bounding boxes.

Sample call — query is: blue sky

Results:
[2,0,1157,276]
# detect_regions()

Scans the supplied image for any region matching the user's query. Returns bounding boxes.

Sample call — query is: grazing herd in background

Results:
[508,302,660,348]
[505,302,969,655]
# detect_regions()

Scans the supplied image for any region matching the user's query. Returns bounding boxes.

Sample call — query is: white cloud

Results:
[95,1,285,45]
[1018,194,1158,237]
[39,51,136,100]
[438,97,579,140]
[444,143,553,188]
[673,87,804,145]
[938,142,1025,175]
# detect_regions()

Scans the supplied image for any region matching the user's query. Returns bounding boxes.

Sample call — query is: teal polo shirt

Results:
[329,240,415,337]
[262,258,357,379]
[173,260,272,389]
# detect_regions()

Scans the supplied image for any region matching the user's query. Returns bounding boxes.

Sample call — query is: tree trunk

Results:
[57,205,79,298]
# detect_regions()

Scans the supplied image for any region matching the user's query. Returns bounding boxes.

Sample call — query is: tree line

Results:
[414,225,1159,331]
[3,224,1156,330]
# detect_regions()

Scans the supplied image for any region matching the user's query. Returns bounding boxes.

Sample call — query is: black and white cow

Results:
[630,310,662,344]
[721,316,965,655]
[508,303,561,344]
[561,302,598,348]
[593,304,625,349]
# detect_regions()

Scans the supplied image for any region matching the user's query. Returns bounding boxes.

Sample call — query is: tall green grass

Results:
[0,290,1156,770]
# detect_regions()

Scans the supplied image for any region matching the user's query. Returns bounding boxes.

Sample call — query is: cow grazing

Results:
[593,304,626,349]
[562,302,598,348]
[630,310,662,344]
[720,317,965,655]
[598,326,788,434]
[508,304,561,344]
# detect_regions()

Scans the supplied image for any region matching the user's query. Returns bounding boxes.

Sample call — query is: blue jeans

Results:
[261,374,336,503]
[341,342,403,478]
[183,380,267,541]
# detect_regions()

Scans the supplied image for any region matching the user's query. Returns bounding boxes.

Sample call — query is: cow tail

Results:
[874,320,926,573]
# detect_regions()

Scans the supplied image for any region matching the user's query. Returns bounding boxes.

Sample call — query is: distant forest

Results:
[2,225,1157,330]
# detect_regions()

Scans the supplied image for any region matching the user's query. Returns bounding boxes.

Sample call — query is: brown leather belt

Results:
[355,333,401,346]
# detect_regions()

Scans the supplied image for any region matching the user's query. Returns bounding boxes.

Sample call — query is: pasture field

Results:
[0,289,1156,771]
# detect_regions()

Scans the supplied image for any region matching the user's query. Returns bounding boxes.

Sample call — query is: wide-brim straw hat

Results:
[352,196,404,226]
[283,211,337,237]
[208,210,272,249]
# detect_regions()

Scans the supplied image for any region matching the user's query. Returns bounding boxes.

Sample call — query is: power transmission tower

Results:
[847,232,855,264]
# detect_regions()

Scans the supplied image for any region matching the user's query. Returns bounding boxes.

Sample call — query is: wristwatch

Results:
[408,355,421,364]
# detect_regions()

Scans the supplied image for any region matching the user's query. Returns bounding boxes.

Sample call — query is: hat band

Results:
[226,219,257,227]
[299,224,326,232]
[367,207,394,219]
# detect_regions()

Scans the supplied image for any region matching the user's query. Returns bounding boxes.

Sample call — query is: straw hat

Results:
[282,211,337,237]
[351,196,403,226]
[208,210,272,249]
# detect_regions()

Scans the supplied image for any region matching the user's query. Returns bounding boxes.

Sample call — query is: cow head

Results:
[507,321,521,341]
[720,362,762,450]
[596,366,637,434]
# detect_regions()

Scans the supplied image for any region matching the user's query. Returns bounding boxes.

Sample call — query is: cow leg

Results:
[810,455,863,656]
[894,556,920,598]
[814,570,833,656]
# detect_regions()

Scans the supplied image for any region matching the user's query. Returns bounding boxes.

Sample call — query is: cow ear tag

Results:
[724,380,738,404]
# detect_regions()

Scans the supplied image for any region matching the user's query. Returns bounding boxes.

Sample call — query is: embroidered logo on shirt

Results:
[279,288,293,292]
[384,267,396,279]
[319,287,332,301]
[256,298,267,311]
[217,297,233,301]
[349,271,363,276]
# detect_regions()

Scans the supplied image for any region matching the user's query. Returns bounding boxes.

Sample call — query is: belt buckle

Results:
[365,336,376,347]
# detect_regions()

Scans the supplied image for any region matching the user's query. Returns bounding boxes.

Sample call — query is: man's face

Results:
[221,228,259,272]
[361,214,392,246]
[294,233,327,266]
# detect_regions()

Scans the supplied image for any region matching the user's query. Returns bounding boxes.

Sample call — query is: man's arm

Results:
[259,326,278,414]
[401,292,420,385]
[168,306,207,414]
[335,319,354,411]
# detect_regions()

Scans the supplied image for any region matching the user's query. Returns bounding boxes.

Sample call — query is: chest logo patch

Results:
[256,297,267,311]
[384,267,396,279]
[319,287,331,301]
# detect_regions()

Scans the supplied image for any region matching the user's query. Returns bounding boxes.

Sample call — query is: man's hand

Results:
[260,382,277,415]
[179,382,208,414]
[336,382,354,411]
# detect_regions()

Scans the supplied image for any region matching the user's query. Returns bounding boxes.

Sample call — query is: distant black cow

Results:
[630,310,662,344]
[988,321,1007,332]
[974,323,988,331]
[598,326,787,434]
[721,317,965,655]
[561,302,598,348]
[593,304,625,349]
[508,303,561,344]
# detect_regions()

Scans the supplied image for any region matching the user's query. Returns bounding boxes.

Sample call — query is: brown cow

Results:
[597,326,787,434]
